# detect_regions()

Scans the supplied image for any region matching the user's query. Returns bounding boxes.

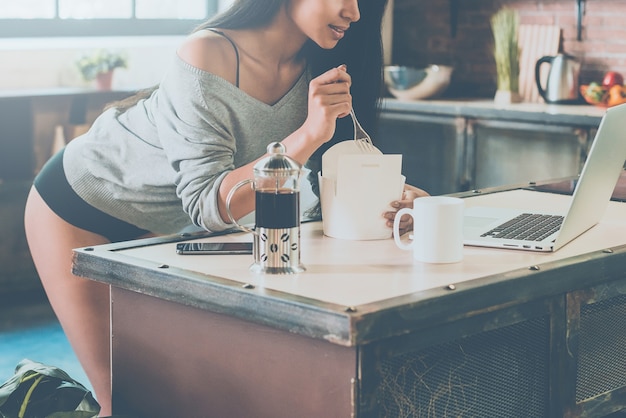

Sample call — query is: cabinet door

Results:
[564,282,626,417]
[469,120,588,189]
[359,300,553,417]
[377,112,467,196]
[0,180,38,291]
[0,98,33,180]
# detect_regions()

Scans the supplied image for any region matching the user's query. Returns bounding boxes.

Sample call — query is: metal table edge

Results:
[72,230,626,348]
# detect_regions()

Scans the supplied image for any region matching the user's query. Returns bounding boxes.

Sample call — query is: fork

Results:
[350,108,376,153]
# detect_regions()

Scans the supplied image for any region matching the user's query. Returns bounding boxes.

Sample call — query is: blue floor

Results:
[0,303,93,394]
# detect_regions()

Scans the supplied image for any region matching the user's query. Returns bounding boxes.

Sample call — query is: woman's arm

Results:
[159,33,354,230]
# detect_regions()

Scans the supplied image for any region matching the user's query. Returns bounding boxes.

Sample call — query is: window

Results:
[0,0,232,37]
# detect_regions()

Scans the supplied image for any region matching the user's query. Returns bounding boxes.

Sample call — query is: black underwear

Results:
[33,149,150,242]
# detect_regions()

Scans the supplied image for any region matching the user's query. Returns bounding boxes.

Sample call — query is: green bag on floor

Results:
[0,359,100,418]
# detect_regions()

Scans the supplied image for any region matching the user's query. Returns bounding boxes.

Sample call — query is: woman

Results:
[24,0,425,414]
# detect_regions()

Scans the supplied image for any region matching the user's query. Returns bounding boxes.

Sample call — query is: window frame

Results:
[0,0,218,38]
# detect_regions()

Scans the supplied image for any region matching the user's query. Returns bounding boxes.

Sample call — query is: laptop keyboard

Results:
[481,213,564,241]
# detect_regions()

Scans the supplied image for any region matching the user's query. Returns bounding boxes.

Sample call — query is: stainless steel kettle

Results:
[535,53,582,104]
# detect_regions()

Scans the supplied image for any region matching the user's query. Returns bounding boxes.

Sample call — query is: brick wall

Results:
[392,0,626,97]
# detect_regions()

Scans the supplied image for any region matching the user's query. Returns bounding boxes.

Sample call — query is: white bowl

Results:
[385,65,453,100]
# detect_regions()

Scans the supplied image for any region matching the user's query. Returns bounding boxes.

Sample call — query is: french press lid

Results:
[254,142,301,177]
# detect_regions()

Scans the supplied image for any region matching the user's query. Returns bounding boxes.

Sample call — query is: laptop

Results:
[463,102,626,252]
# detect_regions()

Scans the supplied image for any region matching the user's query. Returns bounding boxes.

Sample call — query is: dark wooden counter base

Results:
[111,288,356,418]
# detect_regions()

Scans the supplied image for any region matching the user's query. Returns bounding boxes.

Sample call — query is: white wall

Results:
[0,0,391,90]
[0,36,186,173]
[0,36,184,90]
[0,0,240,90]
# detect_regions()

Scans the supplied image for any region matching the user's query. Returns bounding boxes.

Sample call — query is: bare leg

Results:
[24,186,112,416]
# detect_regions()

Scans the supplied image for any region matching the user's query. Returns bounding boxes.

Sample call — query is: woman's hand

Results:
[302,65,352,146]
[384,184,430,236]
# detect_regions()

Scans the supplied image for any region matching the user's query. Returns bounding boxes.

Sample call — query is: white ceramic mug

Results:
[393,196,464,263]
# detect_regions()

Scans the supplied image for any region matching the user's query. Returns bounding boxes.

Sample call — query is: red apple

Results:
[602,71,624,87]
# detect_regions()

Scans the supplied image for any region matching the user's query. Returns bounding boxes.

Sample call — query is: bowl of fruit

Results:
[580,71,626,108]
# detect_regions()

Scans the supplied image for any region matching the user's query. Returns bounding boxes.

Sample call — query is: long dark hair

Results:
[111,0,388,151]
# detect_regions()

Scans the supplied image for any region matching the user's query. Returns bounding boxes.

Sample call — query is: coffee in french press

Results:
[226,142,305,274]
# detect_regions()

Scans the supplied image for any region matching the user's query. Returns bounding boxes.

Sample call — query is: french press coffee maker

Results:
[226,142,305,274]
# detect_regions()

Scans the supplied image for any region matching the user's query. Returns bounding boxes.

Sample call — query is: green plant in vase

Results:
[76,49,128,90]
[491,7,521,104]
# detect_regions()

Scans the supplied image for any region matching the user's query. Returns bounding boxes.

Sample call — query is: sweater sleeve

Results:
[152,57,241,232]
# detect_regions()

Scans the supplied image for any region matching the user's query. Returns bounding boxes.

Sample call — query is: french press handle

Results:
[225,179,256,235]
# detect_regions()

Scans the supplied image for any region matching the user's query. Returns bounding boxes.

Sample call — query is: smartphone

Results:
[176,242,253,255]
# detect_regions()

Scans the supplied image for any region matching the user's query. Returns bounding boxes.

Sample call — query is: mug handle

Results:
[225,179,255,234]
[393,207,414,250]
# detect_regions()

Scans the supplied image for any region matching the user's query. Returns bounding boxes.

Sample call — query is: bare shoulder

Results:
[177,29,238,85]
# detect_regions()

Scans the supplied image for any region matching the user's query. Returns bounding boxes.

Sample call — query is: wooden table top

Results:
[73,185,626,345]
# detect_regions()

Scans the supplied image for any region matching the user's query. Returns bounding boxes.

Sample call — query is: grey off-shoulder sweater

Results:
[63,55,309,234]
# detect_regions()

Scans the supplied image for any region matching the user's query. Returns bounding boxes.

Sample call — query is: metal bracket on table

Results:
[462,118,475,191]
[450,0,458,38]
[576,0,586,41]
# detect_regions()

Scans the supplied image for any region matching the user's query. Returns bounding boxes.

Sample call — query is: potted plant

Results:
[491,7,521,104]
[76,49,128,90]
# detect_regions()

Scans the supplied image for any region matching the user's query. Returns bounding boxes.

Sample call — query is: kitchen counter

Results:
[72,180,626,417]
[381,97,606,127]
[0,87,137,100]
[378,98,608,195]
[0,87,136,180]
